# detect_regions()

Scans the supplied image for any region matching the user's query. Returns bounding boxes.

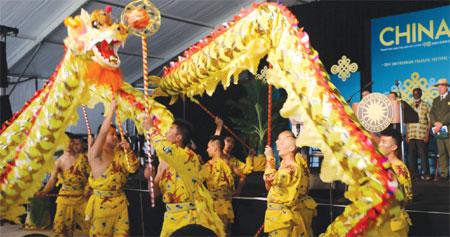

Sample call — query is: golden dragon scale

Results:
[0,9,173,222]
[151,2,405,236]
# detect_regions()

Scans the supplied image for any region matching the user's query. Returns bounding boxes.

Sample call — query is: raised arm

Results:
[214,117,223,136]
[143,115,198,175]
[263,145,276,191]
[89,99,118,161]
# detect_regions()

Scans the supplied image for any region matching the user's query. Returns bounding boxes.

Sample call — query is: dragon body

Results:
[1,2,404,236]
[0,9,172,222]
[152,2,405,236]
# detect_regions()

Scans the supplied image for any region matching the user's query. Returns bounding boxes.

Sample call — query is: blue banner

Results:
[371,6,449,104]
[330,72,361,103]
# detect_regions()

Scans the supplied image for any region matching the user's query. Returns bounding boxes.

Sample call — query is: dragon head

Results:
[64,8,129,69]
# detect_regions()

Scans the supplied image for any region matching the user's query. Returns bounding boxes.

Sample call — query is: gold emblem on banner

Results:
[357,93,393,132]
[331,55,358,82]
[391,72,440,104]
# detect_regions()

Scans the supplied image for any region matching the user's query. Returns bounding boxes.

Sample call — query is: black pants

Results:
[408,139,430,177]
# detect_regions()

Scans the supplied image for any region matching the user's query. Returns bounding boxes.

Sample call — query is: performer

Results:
[199,136,246,235]
[143,116,225,236]
[405,88,431,180]
[36,134,91,236]
[85,99,139,236]
[430,78,450,181]
[263,131,316,236]
[293,149,317,237]
[371,129,412,235]
[215,117,256,175]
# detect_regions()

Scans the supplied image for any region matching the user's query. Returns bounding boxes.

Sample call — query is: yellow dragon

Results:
[0,8,172,223]
[151,2,406,236]
[1,2,405,236]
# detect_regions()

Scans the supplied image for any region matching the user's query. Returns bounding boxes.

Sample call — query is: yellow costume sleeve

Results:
[392,161,412,203]
[199,162,213,182]
[233,156,253,174]
[150,134,201,183]
[118,150,140,174]
[264,156,276,174]
[244,156,254,174]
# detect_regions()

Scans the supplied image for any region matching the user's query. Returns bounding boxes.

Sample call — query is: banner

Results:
[371,6,449,104]
[330,72,361,103]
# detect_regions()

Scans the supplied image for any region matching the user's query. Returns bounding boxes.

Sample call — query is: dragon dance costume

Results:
[149,127,225,237]
[53,153,91,236]
[200,157,236,230]
[85,150,139,236]
[366,159,412,236]
[264,153,316,236]
[229,156,254,174]
[0,2,409,235]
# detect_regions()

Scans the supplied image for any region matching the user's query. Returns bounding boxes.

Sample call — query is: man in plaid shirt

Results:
[405,88,431,180]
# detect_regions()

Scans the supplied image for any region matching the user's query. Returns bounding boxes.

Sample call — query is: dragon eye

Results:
[92,20,99,29]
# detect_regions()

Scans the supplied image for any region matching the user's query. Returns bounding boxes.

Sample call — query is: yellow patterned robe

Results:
[252,154,267,172]
[150,128,225,237]
[158,160,199,237]
[367,159,412,236]
[264,154,316,236]
[294,155,317,237]
[230,156,253,174]
[53,153,91,236]
[85,150,139,236]
[200,158,235,226]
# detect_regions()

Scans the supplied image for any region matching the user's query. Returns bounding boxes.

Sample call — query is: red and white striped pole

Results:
[82,105,92,138]
[267,64,273,146]
[142,36,156,207]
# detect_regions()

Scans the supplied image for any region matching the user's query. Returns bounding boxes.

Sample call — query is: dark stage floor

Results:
[124,171,449,236]
[5,170,447,236]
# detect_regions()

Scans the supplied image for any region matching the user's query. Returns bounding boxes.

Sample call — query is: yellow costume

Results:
[367,159,412,236]
[85,150,139,236]
[230,156,253,174]
[294,155,317,237]
[264,154,316,236]
[200,158,235,227]
[53,153,91,236]
[252,154,266,172]
[150,129,225,236]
